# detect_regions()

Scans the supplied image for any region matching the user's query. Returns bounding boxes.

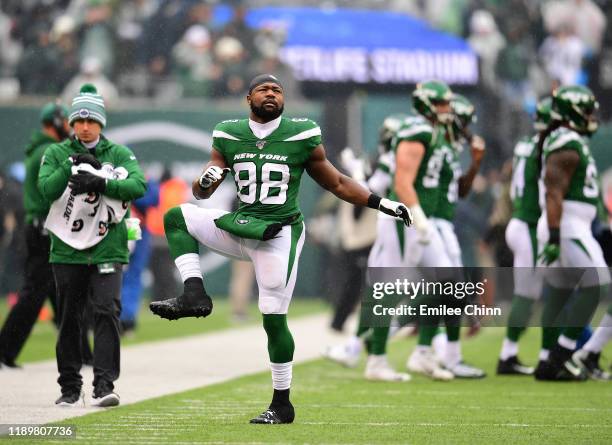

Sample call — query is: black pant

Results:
[0,224,56,362]
[330,247,370,332]
[53,263,122,394]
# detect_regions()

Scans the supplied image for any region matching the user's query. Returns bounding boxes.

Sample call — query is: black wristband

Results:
[367,194,382,209]
[548,227,560,245]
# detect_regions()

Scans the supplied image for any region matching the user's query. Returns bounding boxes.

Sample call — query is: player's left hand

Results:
[68,171,106,195]
[378,198,413,227]
[538,243,560,266]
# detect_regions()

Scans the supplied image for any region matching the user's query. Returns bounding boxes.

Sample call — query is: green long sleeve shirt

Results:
[38,135,146,264]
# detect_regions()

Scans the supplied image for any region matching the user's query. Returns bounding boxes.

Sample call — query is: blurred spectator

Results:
[212,36,249,97]
[218,4,257,64]
[543,0,606,54]
[496,22,537,110]
[468,9,506,90]
[173,24,215,97]
[539,23,586,86]
[62,57,119,106]
[16,25,61,94]
[0,9,22,78]
[69,0,115,76]
[50,15,80,90]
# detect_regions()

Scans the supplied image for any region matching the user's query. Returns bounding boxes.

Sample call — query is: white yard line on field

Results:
[0,313,337,425]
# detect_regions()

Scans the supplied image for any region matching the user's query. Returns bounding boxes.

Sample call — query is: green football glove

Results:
[538,228,560,265]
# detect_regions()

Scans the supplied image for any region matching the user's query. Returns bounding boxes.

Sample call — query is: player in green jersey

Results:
[149,74,412,424]
[326,81,458,381]
[428,94,486,379]
[497,97,551,376]
[534,85,610,381]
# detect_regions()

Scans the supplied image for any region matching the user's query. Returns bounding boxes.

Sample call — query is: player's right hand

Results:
[378,198,413,227]
[70,153,102,169]
[198,166,230,189]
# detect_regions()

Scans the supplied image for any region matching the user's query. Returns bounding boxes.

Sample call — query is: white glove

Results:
[378,198,413,227]
[340,147,366,182]
[409,204,431,244]
[198,166,230,189]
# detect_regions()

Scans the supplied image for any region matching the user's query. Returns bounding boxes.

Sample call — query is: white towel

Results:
[45,163,129,250]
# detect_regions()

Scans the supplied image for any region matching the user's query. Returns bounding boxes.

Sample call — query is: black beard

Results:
[250,101,284,122]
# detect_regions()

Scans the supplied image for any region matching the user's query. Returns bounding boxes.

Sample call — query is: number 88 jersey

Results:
[212,117,321,222]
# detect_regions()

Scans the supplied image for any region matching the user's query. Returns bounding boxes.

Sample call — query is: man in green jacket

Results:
[0,102,70,369]
[39,84,146,407]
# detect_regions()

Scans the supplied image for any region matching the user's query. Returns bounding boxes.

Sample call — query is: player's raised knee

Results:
[163,206,185,232]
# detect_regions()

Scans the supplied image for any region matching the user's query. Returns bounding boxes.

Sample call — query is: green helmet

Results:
[378,113,408,153]
[551,85,599,135]
[412,80,454,124]
[533,97,552,132]
[450,94,475,141]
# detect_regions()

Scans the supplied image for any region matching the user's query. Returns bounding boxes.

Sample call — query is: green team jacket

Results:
[23,130,57,224]
[38,135,146,265]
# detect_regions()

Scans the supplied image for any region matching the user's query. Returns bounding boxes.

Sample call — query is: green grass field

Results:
[7,327,609,444]
[2,299,611,444]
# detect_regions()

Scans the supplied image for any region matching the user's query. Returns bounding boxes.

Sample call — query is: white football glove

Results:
[340,147,366,182]
[198,166,230,189]
[378,198,413,227]
[409,204,431,244]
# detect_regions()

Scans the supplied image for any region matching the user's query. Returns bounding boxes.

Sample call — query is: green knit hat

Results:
[69,83,106,127]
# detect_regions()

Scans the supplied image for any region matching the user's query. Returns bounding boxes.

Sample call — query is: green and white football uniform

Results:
[506,136,543,299]
[368,117,452,268]
[431,142,463,267]
[537,127,610,287]
[179,117,321,313]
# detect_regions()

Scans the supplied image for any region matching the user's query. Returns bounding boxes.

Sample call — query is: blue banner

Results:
[247,7,478,85]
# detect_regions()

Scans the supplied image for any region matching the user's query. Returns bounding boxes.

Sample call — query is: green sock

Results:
[367,326,390,355]
[418,326,439,346]
[262,314,294,363]
[562,285,606,341]
[164,207,199,259]
[541,286,572,351]
[506,295,535,342]
[417,293,441,346]
[445,325,460,342]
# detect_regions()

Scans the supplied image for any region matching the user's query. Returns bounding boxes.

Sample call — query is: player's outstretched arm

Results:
[192,148,230,200]
[306,144,412,226]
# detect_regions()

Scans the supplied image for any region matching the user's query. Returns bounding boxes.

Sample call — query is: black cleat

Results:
[497,356,534,376]
[150,278,213,321]
[249,406,295,425]
[534,359,587,381]
[572,350,611,381]
[150,294,213,320]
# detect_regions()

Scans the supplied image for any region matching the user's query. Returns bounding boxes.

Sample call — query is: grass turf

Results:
[28,327,612,445]
[0,298,327,364]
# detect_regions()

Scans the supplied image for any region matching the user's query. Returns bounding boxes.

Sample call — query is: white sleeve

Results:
[367,168,392,196]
